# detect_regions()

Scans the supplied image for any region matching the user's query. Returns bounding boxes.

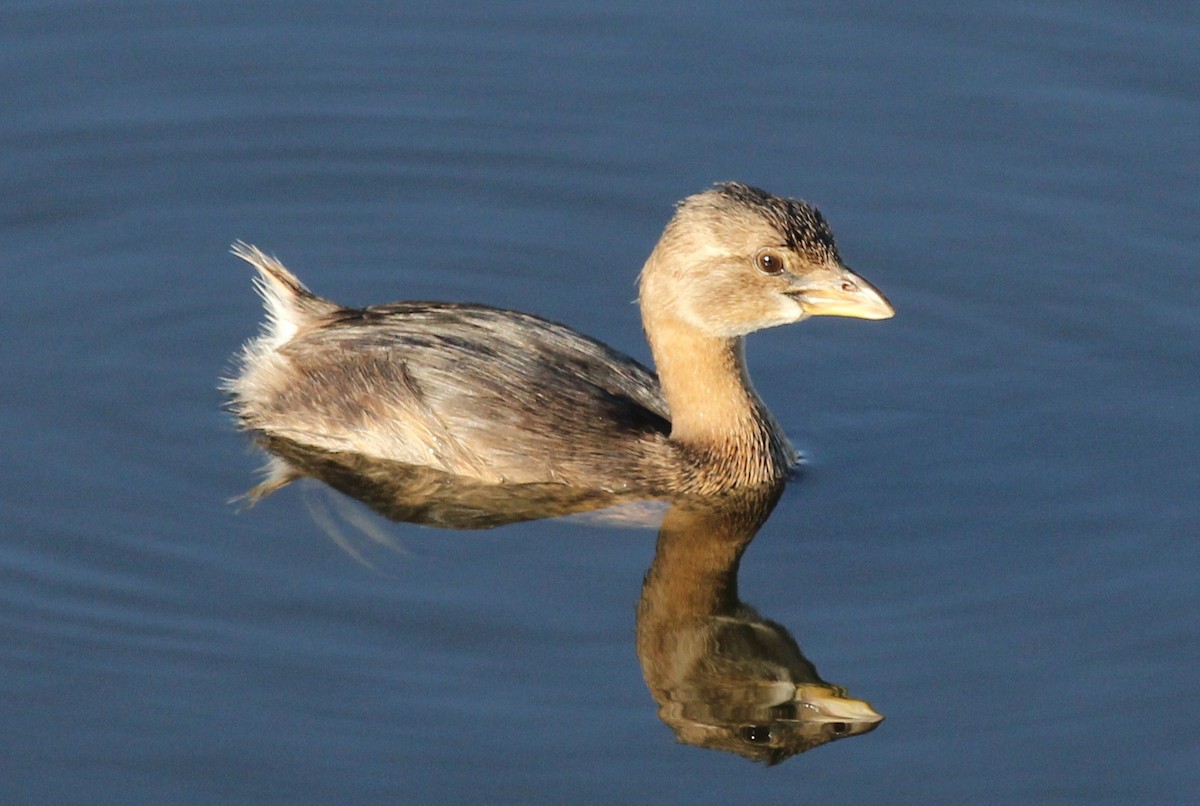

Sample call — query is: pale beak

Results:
[788,265,895,320]
[795,684,885,724]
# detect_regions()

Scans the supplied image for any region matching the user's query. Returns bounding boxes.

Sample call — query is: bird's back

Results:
[231,296,681,490]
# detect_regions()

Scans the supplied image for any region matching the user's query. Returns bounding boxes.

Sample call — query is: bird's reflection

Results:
[240,438,882,762]
[243,436,660,529]
[637,485,881,763]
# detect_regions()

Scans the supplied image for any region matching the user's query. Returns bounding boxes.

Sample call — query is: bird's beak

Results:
[795,684,885,724]
[789,265,895,320]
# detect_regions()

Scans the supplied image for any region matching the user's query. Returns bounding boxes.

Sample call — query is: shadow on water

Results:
[241,436,883,763]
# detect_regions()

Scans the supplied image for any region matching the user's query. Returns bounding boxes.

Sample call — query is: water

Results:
[3,1,1197,802]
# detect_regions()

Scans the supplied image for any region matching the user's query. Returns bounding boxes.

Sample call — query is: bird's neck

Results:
[647,316,753,439]
[643,310,792,480]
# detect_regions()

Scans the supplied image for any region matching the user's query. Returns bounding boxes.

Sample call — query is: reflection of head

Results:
[637,486,882,764]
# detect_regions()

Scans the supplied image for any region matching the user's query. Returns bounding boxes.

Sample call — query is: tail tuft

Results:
[231,241,340,349]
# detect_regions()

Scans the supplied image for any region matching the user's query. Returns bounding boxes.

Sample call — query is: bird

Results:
[225,182,893,495]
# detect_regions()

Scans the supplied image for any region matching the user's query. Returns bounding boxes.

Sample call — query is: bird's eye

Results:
[755,249,785,275]
[738,725,773,744]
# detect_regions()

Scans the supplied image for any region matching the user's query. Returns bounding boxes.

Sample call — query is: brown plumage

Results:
[225,183,893,495]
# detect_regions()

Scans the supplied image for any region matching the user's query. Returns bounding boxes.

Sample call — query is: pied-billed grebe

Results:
[226,183,893,494]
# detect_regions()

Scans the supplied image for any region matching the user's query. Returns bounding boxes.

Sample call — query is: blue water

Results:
[3,2,1197,802]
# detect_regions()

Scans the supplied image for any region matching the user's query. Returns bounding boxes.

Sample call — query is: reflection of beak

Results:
[788,265,895,320]
[796,684,885,724]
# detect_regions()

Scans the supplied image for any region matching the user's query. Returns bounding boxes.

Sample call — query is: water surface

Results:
[2,2,1197,802]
